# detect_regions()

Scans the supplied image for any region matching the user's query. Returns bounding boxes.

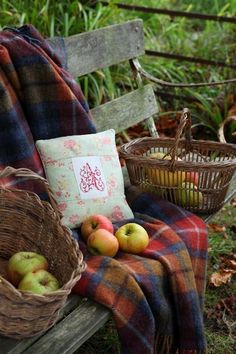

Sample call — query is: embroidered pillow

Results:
[36,129,134,228]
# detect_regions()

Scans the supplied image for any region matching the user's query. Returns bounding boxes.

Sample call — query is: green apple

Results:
[115,223,149,254]
[175,182,203,207]
[7,251,48,286]
[147,152,185,186]
[18,269,60,295]
[87,229,119,257]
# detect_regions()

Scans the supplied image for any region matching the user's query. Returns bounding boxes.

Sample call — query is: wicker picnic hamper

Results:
[120,108,236,214]
[0,166,86,339]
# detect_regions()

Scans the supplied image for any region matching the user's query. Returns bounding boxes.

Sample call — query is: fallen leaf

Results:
[209,271,232,287]
[230,197,236,206]
[207,223,226,233]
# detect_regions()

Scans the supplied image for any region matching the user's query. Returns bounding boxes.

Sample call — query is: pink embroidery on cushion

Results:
[79,163,105,193]
[69,214,80,224]
[111,205,124,220]
[58,202,67,212]
[64,140,77,149]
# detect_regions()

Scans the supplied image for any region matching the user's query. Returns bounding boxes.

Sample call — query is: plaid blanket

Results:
[0,26,208,353]
[73,191,208,354]
[0,25,96,192]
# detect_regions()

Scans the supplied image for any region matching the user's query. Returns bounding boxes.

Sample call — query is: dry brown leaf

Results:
[228,102,236,116]
[230,197,236,207]
[221,257,236,274]
[209,271,232,287]
[207,223,226,233]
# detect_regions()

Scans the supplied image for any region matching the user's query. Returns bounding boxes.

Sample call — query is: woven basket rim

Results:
[119,137,236,169]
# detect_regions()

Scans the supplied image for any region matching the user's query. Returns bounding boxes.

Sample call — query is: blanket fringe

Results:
[177,351,207,354]
[154,334,207,354]
[154,333,173,354]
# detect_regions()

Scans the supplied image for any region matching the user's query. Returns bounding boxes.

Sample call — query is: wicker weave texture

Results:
[120,109,236,214]
[0,167,86,339]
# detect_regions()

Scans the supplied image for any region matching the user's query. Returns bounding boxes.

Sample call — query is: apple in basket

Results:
[147,152,185,187]
[184,171,199,186]
[18,269,60,295]
[174,182,203,207]
[7,251,48,286]
[87,229,119,257]
[115,223,149,254]
[81,214,114,242]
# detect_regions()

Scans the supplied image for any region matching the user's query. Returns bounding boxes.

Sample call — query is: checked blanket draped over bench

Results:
[0,25,208,354]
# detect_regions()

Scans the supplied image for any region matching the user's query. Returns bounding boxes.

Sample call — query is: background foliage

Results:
[1,0,236,142]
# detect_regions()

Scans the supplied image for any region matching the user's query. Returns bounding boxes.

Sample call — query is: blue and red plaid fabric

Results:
[0,24,96,192]
[0,26,208,353]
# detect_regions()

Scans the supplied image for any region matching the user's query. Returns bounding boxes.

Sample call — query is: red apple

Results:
[18,269,60,295]
[81,214,114,242]
[184,171,199,186]
[115,223,149,254]
[87,229,119,257]
[7,251,48,286]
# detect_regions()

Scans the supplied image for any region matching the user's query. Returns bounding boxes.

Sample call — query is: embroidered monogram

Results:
[72,156,108,200]
[80,163,105,193]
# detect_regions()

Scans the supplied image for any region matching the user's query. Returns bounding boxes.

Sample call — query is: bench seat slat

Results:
[0,295,82,354]
[91,84,158,133]
[22,299,110,354]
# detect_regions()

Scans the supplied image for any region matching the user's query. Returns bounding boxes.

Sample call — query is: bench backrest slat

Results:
[49,19,158,135]
[63,19,145,77]
[91,84,157,133]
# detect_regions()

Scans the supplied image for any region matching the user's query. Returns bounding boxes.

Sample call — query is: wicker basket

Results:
[120,108,236,214]
[0,166,86,339]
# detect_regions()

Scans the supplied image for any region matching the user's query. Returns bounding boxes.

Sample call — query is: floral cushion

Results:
[36,129,134,228]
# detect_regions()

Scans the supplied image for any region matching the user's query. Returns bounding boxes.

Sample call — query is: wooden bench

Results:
[1,19,236,354]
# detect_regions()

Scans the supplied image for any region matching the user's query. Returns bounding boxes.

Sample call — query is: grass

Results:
[204,203,236,353]
[75,202,236,354]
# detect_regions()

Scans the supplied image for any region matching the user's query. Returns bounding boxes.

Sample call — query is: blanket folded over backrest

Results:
[0,25,96,192]
[0,25,208,353]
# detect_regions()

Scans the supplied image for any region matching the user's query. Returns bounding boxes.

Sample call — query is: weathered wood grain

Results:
[91,84,158,133]
[56,19,144,78]
[0,295,83,354]
[22,300,110,354]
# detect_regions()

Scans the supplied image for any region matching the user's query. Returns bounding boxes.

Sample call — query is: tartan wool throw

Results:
[0,24,96,192]
[73,191,208,354]
[0,26,208,353]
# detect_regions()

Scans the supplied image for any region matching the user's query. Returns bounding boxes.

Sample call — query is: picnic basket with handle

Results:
[0,166,86,339]
[120,108,236,214]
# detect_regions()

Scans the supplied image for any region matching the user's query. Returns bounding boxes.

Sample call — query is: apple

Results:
[184,171,199,186]
[81,214,114,242]
[115,223,149,254]
[147,152,185,186]
[18,269,60,295]
[174,182,203,207]
[87,229,119,257]
[7,251,48,286]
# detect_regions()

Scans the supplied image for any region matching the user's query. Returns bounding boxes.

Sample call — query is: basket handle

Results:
[167,108,192,170]
[0,166,62,220]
